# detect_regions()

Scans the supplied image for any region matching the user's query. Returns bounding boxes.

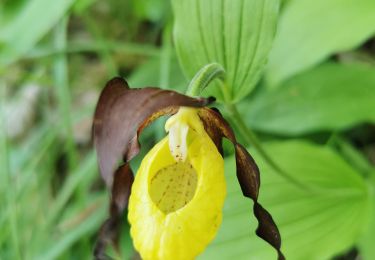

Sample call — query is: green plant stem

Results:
[26,41,160,59]
[53,17,78,170]
[220,81,307,188]
[225,102,307,188]
[82,13,118,76]
[187,63,225,96]
[152,23,174,142]
[0,81,22,260]
[159,23,172,88]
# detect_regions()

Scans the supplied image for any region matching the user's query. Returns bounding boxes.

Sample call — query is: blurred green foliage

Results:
[0,0,374,259]
[267,0,375,85]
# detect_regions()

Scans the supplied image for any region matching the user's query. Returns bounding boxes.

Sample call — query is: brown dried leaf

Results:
[198,107,284,260]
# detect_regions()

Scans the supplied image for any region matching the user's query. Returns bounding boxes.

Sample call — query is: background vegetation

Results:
[0,0,374,259]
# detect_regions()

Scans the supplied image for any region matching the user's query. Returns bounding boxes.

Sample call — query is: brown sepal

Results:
[198,108,285,260]
[93,77,213,188]
[92,77,213,258]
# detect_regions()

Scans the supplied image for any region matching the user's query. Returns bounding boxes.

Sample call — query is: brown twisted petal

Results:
[94,163,133,260]
[198,107,285,260]
[92,77,213,258]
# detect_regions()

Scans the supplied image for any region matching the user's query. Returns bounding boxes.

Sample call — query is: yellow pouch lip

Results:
[128,129,226,260]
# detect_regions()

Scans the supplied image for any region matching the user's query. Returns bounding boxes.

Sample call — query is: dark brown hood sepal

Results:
[93,77,212,188]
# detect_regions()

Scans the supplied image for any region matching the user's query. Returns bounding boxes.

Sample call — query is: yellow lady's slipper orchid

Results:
[92,77,284,260]
[128,108,226,259]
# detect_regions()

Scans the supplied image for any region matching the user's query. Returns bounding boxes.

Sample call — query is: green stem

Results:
[0,81,22,260]
[154,23,173,142]
[225,102,307,189]
[53,17,78,170]
[159,23,172,88]
[26,41,160,59]
[82,13,118,76]
[187,63,225,96]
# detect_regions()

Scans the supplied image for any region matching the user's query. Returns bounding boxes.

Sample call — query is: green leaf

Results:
[0,0,75,66]
[201,140,370,259]
[358,176,375,260]
[267,0,375,85]
[172,0,279,102]
[245,62,375,135]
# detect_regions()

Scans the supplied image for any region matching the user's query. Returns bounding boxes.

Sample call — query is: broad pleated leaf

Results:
[172,0,279,102]
[0,0,75,66]
[267,0,375,85]
[200,140,370,260]
[246,62,375,135]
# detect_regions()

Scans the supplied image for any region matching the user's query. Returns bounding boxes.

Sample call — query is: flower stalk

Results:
[226,101,307,189]
[186,63,225,96]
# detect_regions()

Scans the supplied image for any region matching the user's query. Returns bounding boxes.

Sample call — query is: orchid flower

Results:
[92,77,284,260]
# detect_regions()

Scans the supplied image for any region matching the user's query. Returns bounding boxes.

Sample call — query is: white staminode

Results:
[165,107,205,163]
[167,122,189,162]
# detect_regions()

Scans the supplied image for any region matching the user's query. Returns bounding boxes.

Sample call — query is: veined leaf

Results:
[0,0,75,66]
[267,0,375,85]
[201,140,371,260]
[172,0,279,102]
[246,62,375,135]
[358,175,375,260]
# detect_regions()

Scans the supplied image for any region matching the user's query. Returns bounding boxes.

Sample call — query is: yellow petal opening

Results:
[128,109,226,260]
[149,161,198,214]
